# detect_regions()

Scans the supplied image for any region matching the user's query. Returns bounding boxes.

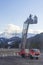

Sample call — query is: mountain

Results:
[0,31,36,48]
[8,32,43,49]
[8,37,21,48]
[0,33,43,50]
[0,37,8,48]
[26,33,43,50]
[0,36,21,48]
[0,32,36,48]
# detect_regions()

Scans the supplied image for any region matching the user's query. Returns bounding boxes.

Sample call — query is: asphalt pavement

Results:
[0,53,43,65]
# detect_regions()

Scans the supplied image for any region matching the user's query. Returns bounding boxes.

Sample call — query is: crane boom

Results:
[21,14,37,49]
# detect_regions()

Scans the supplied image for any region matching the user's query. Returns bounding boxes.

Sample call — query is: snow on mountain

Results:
[0,32,36,38]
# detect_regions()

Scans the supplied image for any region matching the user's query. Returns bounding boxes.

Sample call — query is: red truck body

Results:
[18,49,40,59]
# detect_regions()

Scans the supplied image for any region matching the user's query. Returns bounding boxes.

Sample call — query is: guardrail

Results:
[0,49,20,57]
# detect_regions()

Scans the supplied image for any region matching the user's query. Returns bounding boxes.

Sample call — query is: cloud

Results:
[4,24,22,33]
[0,24,43,34]
[28,29,43,34]
[0,32,3,34]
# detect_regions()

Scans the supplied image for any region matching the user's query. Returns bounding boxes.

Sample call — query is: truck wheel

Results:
[30,55,33,59]
[21,54,25,58]
[36,57,38,60]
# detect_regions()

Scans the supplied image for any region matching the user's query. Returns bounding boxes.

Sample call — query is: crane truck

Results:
[17,14,40,59]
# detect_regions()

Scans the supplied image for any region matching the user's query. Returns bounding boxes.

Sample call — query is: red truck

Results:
[18,49,40,59]
[17,15,39,59]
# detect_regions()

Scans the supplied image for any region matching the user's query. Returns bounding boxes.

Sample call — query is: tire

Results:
[36,57,38,60]
[21,54,25,58]
[30,55,33,59]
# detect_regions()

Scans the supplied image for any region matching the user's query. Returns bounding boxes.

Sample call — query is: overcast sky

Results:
[0,0,43,33]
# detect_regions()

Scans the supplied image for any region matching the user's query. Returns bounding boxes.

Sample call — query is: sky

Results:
[0,0,43,33]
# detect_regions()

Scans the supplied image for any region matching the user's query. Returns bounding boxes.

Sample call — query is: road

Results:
[0,53,43,65]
